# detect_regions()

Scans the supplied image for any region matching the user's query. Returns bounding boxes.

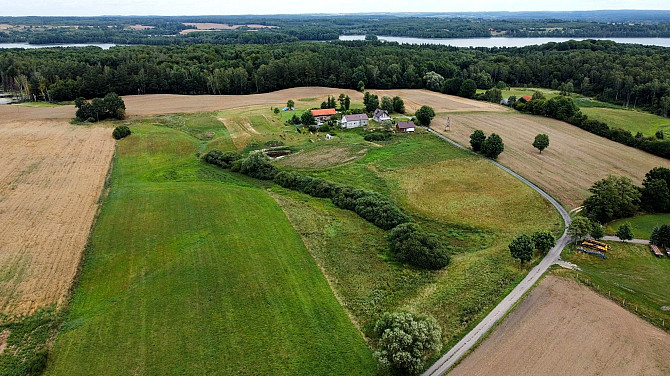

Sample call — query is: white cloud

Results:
[2,0,668,16]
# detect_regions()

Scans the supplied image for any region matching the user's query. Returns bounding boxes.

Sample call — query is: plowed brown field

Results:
[0,120,115,316]
[449,275,670,376]
[433,112,670,209]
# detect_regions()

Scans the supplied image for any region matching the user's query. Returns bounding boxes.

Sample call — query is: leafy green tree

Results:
[103,92,126,119]
[338,93,346,111]
[481,133,504,159]
[651,224,670,247]
[374,312,442,376]
[532,231,556,253]
[568,216,593,242]
[392,96,405,113]
[239,153,279,180]
[415,105,435,126]
[301,111,316,125]
[381,96,394,113]
[112,125,131,140]
[364,92,379,112]
[423,71,445,91]
[656,130,665,140]
[286,99,294,109]
[509,234,535,264]
[344,95,351,110]
[615,223,634,241]
[583,175,641,223]
[590,222,605,240]
[532,91,545,100]
[387,223,450,270]
[641,167,670,213]
[485,88,502,103]
[458,79,477,98]
[290,114,301,125]
[357,80,365,92]
[469,130,486,152]
[273,107,280,114]
[533,134,550,154]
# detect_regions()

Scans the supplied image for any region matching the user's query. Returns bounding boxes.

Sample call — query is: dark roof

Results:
[343,114,368,121]
[373,108,389,117]
[311,108,337,116]
[396,121,415,129]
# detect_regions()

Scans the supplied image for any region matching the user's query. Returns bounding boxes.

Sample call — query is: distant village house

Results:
[396,121,415,133]
[310,108,337,123]
[372,109,391,123]
[341,113,369,129]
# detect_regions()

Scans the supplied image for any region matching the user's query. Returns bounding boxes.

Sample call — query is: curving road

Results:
[423,129,572,376]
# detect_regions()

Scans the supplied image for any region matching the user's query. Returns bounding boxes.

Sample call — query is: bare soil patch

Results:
[277,146,366,169]
[125,24,154,30]
[0,88,362,121]
[450,275,670,376]
[368,89,507,114]
[181,23,278,34]
[433,112,670,209]
[0,120,115,317]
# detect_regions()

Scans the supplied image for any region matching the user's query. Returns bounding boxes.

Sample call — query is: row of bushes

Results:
[203,149,449,270]
[512,95,670,160]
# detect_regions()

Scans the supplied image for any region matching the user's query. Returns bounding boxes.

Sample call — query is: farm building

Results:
[311,108,337,123]
[341,113,369,129]
[373,109,391,123]
[521,95,533,102]
[396,121,415,133]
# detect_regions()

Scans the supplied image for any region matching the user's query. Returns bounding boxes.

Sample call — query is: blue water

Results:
[339,36,670,48]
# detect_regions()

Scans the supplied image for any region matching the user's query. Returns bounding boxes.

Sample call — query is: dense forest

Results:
[2,39,668,118]
[1,15,670,45]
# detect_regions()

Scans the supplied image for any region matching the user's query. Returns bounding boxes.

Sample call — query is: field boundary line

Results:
[423,127,571,376]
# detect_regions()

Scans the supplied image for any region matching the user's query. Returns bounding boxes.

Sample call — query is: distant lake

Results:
[339,36,670,48]
[0,43,119,49]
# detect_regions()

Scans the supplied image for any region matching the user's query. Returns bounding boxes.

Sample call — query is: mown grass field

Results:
[561,242,670,329]
[44,124,375,375]
[606,214,670,239]
[581,107,670,137]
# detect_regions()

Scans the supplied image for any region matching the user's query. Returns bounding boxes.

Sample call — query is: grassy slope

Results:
[271,130,562,350]
[561,242,670,329]
[605,213,670,239]
[581,107,670,137]
[44,124,375,375]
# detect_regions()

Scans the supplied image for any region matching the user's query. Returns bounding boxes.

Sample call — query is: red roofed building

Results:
[521,95,533,102]
[310,108,337,123]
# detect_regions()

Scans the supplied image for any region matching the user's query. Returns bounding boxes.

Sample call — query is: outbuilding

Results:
[396,121,415,133]
[310,108,337,123]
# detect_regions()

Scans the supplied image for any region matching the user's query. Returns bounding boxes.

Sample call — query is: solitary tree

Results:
[533,133,550,154]
[338,93,346,110]
[286,99,294,109]
[415,105,436,126]
[374,312,442,375]
[470,130,486,152]
[532,231,556,253]
[458,79,477,98]
[590,223,605,240]
[509,234,535,264]
[344,95,351,110]
[481,133,504,159]
[616,223,634,241]
[568,216,593,242]
[300,111,316,126]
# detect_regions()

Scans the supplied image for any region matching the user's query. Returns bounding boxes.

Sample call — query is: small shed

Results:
[396,121,415,133]
[521,95,533,102]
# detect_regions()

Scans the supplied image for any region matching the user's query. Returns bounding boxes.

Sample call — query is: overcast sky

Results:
[2,1,669,16]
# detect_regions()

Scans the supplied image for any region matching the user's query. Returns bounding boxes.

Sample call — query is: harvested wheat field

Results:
[369,89,507,113]
[450,275,670,376]
[0,88,363,121]
[433,112,670,209]
[0,120,115,316]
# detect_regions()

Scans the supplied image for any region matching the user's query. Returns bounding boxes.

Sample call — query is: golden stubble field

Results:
[0,120,115,317]
[450,275,670,376]
[432,112,670,209]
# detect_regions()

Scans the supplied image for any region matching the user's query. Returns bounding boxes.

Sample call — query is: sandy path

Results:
[0,120,115,316]
[449,275,670,376]
[433,112,670,209]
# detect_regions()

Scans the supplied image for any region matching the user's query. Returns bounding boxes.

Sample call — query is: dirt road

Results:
[448,275,670,376]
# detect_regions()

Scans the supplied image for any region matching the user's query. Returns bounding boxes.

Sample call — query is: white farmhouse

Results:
[341,113,369,129]
[372,109,391,123]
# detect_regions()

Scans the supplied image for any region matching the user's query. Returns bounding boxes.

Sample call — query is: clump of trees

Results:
[387,223,450,270]
[75,92,126,122]
[470,130,506,159]
[651,224,670,247]
[373,311,442,375]
[568,216,597,242]
[415,105,435,126]
[509,231,556,264]
[364,132,392,142]
[533,133,550,154]
[112,125,131,140]
[320,96,337,109]
[364,92,380,112]
[640,167,670,213]
[203,149,242,168]
[583,175,640,224]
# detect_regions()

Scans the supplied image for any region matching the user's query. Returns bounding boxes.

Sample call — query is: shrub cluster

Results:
[512,95,670,159]
[469,130,504,159]
[651,224,670,247]
[364,132,391,142]
[203,150,243,169]
[112,125,131,140]
[509,230,556,263]
[387,223,450,269]
[75,92,126,122]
